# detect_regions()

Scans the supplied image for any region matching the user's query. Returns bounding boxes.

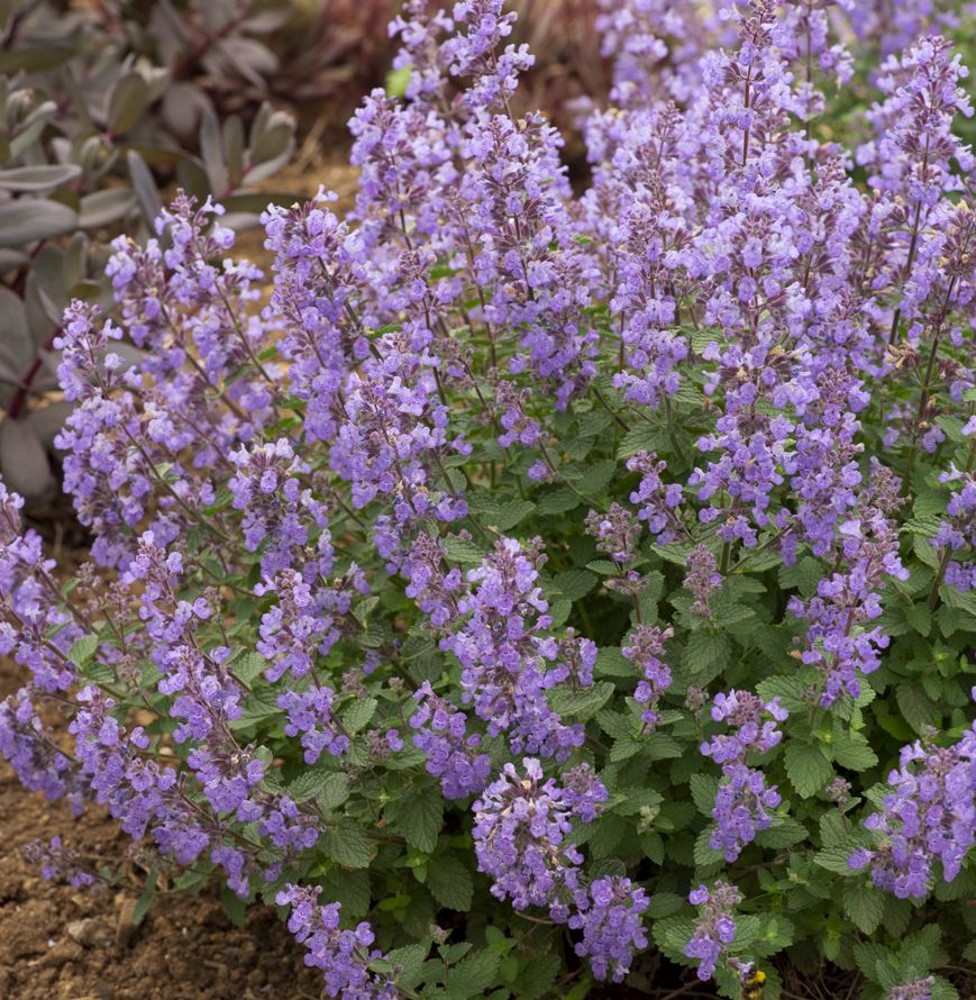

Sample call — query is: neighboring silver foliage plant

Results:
[0,0,295,501]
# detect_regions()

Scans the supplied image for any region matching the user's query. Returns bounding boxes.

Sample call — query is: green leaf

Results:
[68,635,99,667]
[596,708,633,739]
[320,869,371,918]
[127,150,162,228]
[386,943,429,990]
[536,488,582,515]
[914,536,942,570]
[228,687,280,731]
[711,601,757,628]
[652,542,695,566]
[778,556,826,596]
[755,817,807,849]
[653,915,697,964]
[342,697,377,734]
[492,500,535,530]
[644,732,683,760]
[444,949,500,999]
[287,769,350,811]
[514,953,560,1000]
[199,103,228,194]
[320,826,371,868]
[108,72,150,136]
[681,631,729,681]
[641,831,665,864]
[0,46,76,74]
[443,536,486,565]
[220,884,247,927]
[852,942,892,984]
[784,743,833,798]
[577,410,613,438]
[548,681,615,720]
[617,424,665,459]
[232,651,267,684]
[131,865,158,927]
[1,416,55,499]
[819,810,849,849]
[752,913,795,955]
[548,597,572,628]
[813,845,859,875]
[553,568,598,601]
[588,815,627,859]
[931,977,960,1000]
[831,731,879,772]
[426,856,473,911]
[395,791,443,854]
[843,881,885,935]
[0,165,81,192]
[896,683,940,734]
[647,892,684,919]
[693,828,724,867]
[755,673,812,715]
[904,603,932,637]
[689,774,719,816]
[609,733,642,762]
[579,459,618,497]
[316,773,351,812]
[595,646,638,678]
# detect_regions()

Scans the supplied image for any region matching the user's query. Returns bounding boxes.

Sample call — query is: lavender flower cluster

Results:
[3,0,976,993]
[701,692,787,862]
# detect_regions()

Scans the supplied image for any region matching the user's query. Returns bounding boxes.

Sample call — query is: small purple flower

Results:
[622,625,674,727]
[472,758,584,913]
[684,881,742,982]
[888,978,936,1000]
[851,725,976,900]
[568,876,650,982]
[409,681,490,799]
[700,690,787,860]
[276,884,394,997]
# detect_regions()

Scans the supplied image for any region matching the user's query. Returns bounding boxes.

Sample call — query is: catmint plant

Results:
[3,1,976,998]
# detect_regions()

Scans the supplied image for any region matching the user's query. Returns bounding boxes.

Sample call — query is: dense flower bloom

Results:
[7,0,976,992]
[568,876,650,983]
[684,881,743,982]
[626,452,684,542]
[850,722,976,899]
[437,538,584,760]
[472,758,585,912]
[888,978,936,1000]
[279,686,349,765]
[409,681,491,799]
[621,625,674,727]
[701,691,787,861]
[275,884,394,998]
[933,456,976,592]
[789,468,908,706]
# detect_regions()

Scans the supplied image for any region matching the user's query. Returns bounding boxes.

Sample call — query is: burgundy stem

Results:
[7,329,59,420]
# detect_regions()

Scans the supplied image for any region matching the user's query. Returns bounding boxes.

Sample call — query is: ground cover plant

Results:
[4,0,976,997]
